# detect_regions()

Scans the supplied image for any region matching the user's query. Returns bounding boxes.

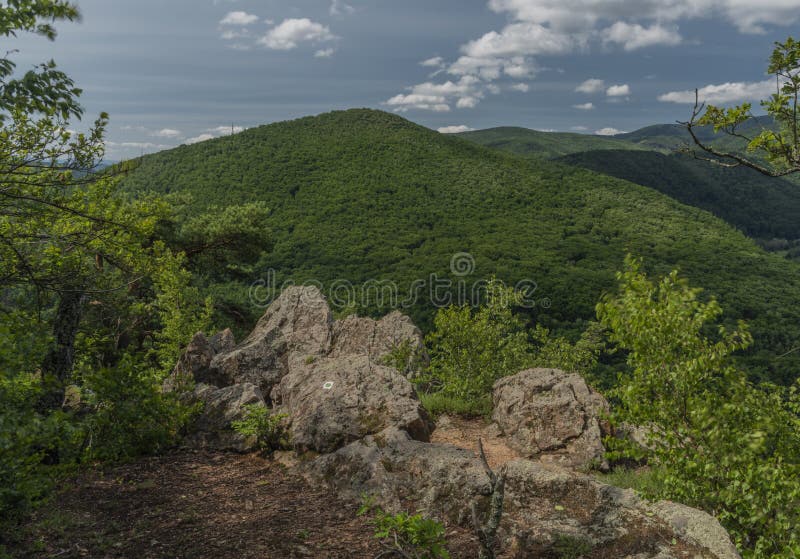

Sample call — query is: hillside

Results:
[617,115,776,152]
[557,149,800,239]
[120,109,800,383]
[455,126,652,158]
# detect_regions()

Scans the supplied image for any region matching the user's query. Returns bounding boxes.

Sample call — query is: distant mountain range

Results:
[119,109,800,384]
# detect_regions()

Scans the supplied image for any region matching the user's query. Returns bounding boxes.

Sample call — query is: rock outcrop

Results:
[309,428,740,559]
[166,286,431,453]
[167,288,741,559]
[492,368,610,471]
[271,355,432,453]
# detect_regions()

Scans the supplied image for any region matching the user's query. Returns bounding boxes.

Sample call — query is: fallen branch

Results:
[471,438,507,559]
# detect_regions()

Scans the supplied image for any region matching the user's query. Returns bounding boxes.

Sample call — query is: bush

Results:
[358,496,450,559]
[79,356,198,462]
[425,280,532,400]
[597,256,800,558]
[231,404,290,452]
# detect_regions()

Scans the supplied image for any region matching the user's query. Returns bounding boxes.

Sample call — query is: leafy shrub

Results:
[381,339,426,378]
[425,280,532,400]
[597,256,800,558]
[231,404,290,452]
[79,356,197,462]
[358,496,450,559]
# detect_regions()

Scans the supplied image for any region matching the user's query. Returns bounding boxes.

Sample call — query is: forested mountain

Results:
[557,149,800,239]
[120,108,800,384]
[455,126,651,158]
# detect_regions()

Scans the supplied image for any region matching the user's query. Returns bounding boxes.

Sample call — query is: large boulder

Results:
[329,311,429,374]
[308,430,740,559]
[272,355,433,453]
[492,368,610,471]
[211,286,333,397]
[185,383,266,452]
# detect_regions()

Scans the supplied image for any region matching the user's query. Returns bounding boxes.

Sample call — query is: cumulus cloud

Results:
[259,18,337,50]
[186,133,216,145]
[601,21,682,50]
[388,0,800,112]
[315,48,336,58]
[220,11,259,26]
[485,0,800,35]
[573,102,594,110]
[571,125,589,131]
[152,128,182,138]
[438,125,475,133]
[595,127,625,135]
[510,83,530,92]
[330,0,355,17]
[385,77,483,112]
[420,56,445,68]
[606,84,630,96]
[658,79,776,104]
[576,79,605,94]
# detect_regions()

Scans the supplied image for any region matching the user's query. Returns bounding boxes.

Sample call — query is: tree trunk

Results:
[38,289,85,412]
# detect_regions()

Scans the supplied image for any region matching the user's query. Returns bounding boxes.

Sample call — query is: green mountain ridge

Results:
[557,149,800,240]
[120,108,800,383]
[455,126,653,158]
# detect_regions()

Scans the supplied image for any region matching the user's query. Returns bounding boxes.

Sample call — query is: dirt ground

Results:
[7,424,493,559]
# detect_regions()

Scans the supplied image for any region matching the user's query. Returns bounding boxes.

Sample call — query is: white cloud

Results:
[315,48,336,58]
[606,84,630,96]
[573,102,594,110]
[510,83,530,92]
[259,18,337,50]
[186,134,216,145]
[207,125,245,135]
[571,125,589,131]
[152,128,182,138]
[485,0,800,35]
[658,79,776,104]
[595,127,625,135]
[385,77,482,112]
[388,0,800,113]
[220,11,259,26]
[221,28,250,40]
[438,125,475,133]
[330,0,355,17]
[420,56,445,68]
[575,78,605,94]
[601,22,682,50]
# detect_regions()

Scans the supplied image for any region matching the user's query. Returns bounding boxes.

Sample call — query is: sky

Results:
[10,0,800,160]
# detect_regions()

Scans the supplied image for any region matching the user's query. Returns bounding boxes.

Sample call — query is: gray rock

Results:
[186,383,266,452]
[164,332,224,391]
[329,311,429,375]
[209,328,236,354]
[272,355,433,453]
[308,435,739,559]
[649,501,742,559]
[493,368,610,471]
[211,286,333,397]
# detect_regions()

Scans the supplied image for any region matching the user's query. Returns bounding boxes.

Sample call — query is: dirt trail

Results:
[9,442,486,559]
[431,415,521,470]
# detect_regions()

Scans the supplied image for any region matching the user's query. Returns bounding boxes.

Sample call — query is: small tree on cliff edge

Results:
[683,37,800,177]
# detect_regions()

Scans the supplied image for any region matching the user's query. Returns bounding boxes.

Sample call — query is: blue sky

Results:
[11,0,800,159]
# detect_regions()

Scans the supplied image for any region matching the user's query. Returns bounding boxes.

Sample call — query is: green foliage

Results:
[418,392,493,419]
[695,37,800,176]
[550,534,593,559]
[79,356,197,462]
[231,405,290,452]
[119,108,800,385]
[457,126,650,159]
[425,280,532,399]
[380,339,426,377]
[358,496,450,559]
[597,257,800,558]
[558,149,800,241]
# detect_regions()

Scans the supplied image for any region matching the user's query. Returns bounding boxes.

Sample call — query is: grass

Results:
[419,392,493,419]
[597,466,665,497]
